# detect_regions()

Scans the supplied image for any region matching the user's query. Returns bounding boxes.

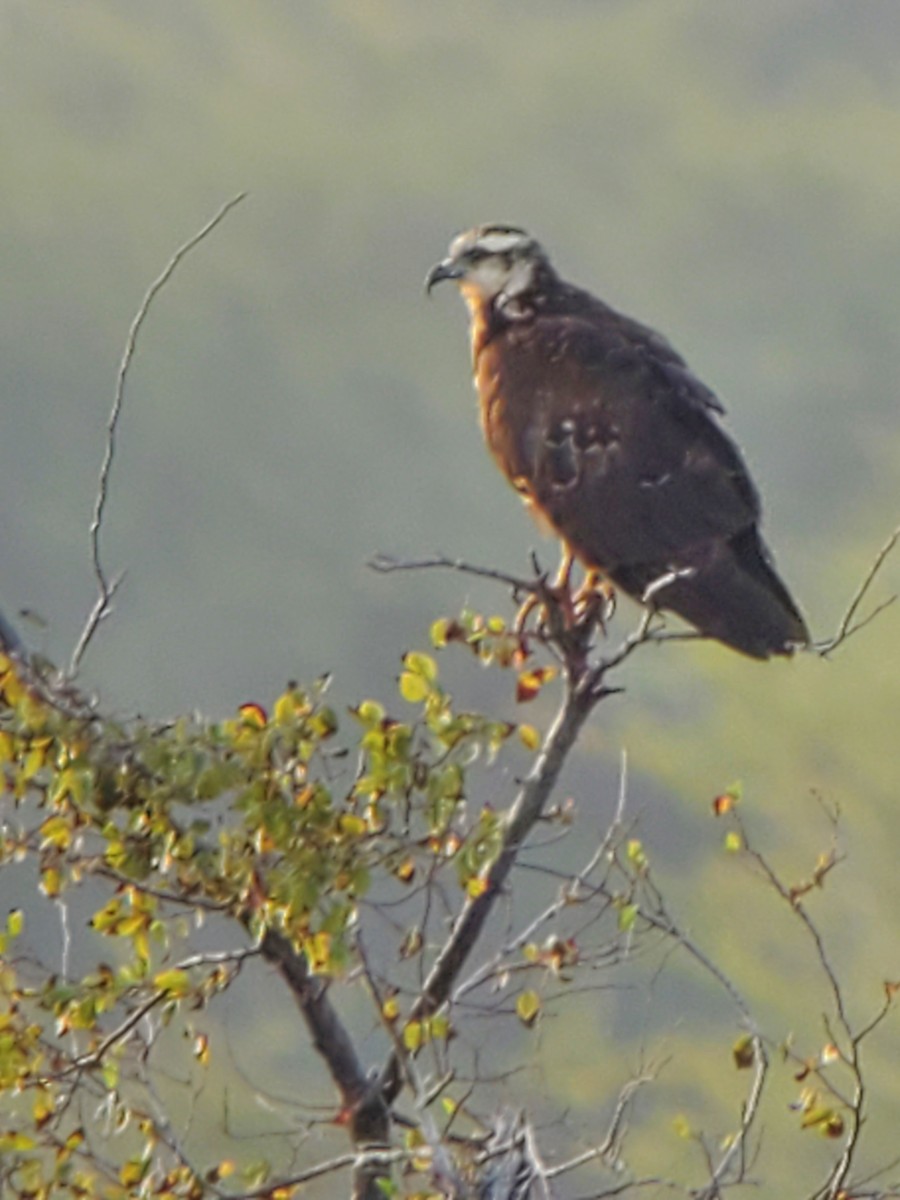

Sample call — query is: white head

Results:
[426,224,550,308]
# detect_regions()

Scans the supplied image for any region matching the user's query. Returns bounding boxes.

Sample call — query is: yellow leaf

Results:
[618,903,638,932]
[0,1131,36,1151]
[39,814,72,850]
[518,724,541,751]
[672,1114,692,1139]
[430,1014,450,1040]
[153,969,191,999]
[403,1020,423,1052]
[626,839,647,868]
[403,652,438,682]
[516,669,542,703]
[52,766,89,806]
[40,867,61,897]
[430,618,450,648]
[821,1113,845,1138]
[724,831,743,853]
[22,737,53,780]
[118,914,148,937]
[355,699,385,725]
[394,857,416,884]
[382,996,400,1022]
[273,693,298,726]
[0,665,25,705]
[732,1034,755,1069]
[33,1091,54,1127]
[466,875,488,899]
[399,671,429,703]
[6,910,23,939]
[516,990,541,1027]
[120,1158,149,1187]
[134,929,150,965]
[308,931,332,971]
[339,813,367,838]
[238,702,268,727]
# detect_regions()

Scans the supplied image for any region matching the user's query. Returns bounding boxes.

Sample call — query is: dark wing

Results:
[507,313,758,572]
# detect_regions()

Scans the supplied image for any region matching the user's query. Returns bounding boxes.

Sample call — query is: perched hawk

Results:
[426,225,808,659]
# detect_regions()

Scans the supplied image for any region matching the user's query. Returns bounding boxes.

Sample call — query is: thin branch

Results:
[56,988,167,1077]
[545,1066,661,1179]
[636,877,769,1197]
[68,191,248,678]
[454,750,630,1005]
[380,657,604,1107]
[816,524,900,658]
[368,552,538,596]
[230,1147,411,1200]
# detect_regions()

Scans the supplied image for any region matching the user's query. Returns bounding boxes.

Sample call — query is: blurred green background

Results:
[2,1,900,1193]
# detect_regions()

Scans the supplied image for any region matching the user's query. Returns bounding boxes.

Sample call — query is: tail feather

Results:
[611,526,808,660]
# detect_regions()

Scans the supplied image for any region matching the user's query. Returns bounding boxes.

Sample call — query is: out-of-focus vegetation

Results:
[1,2,899,1194]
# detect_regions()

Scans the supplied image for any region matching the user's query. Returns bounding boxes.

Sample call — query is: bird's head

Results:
[426,225,550,310]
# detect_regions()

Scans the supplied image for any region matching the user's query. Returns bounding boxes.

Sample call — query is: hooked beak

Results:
[425,258,463,294]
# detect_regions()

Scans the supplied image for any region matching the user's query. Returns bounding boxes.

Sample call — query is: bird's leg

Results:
[572,569,616,631]
[514,548,577,636]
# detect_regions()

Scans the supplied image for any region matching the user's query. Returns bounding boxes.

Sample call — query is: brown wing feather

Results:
[477,306,808,658]
[481,314,757,570]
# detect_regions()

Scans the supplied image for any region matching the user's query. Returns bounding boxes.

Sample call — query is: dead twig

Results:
[369,552,539,597]
[68,191,248,678]
[816,524,900,658]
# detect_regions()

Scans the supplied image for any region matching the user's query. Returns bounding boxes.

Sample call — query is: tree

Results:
[1,201,898,1200]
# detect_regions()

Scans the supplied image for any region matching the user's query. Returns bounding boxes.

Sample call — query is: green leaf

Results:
[618,903,639,932]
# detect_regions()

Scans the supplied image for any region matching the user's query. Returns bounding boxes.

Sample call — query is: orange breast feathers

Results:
[473,332,559,539]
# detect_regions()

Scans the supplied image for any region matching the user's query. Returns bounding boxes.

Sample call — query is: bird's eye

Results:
[466,246,489,262]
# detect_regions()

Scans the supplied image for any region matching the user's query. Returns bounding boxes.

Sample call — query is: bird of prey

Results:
[426,224,808,659]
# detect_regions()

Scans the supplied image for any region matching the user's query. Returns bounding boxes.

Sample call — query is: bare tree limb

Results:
[369,552,539,596]
[68,191,248,678]
[380,650,605,1107]
[816,524,900,658]
[259,928,391,1200]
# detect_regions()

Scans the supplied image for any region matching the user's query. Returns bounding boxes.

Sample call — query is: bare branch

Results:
[380,657,604,1107]
[636,876,768,1196]
[545,1065,661,1179]
[454,750,630,1005]
[816,524,900,658]
[259,928,390,1200]
[68,191,248,677]
[369,552,539,596]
